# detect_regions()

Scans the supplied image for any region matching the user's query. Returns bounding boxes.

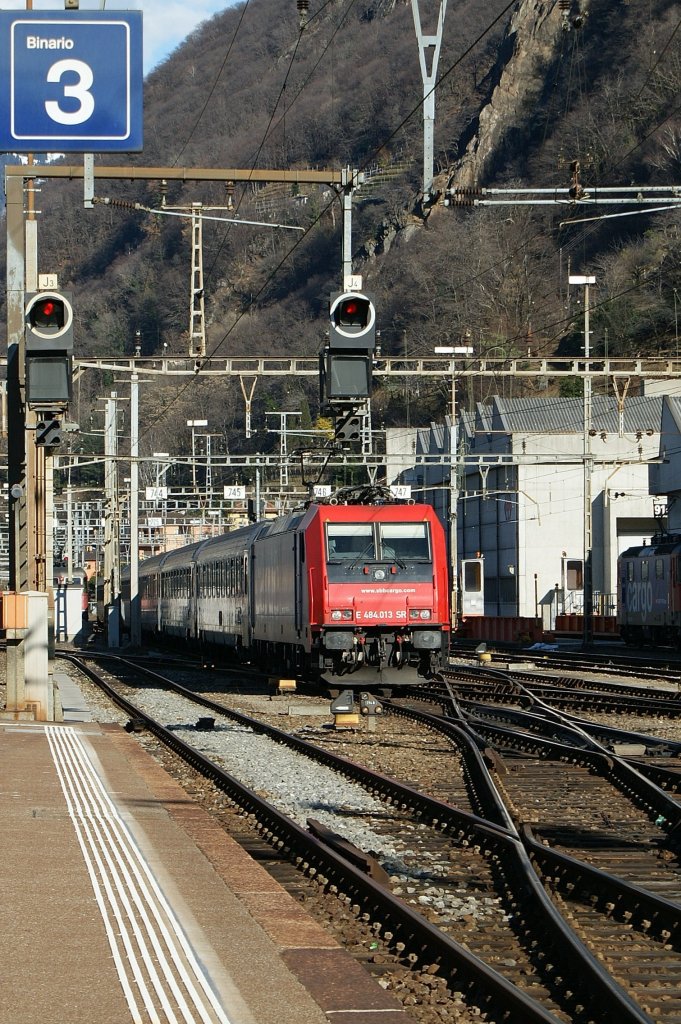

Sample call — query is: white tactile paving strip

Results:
[45,725,232,1024]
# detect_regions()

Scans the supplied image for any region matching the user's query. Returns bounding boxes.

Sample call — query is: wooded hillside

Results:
[15,0,681,454]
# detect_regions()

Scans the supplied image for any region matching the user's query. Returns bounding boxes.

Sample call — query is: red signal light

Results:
[28,296,66,330]
[336,297,370,327]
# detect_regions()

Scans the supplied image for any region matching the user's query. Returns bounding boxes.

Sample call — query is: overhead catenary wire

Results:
[112,1,681,456]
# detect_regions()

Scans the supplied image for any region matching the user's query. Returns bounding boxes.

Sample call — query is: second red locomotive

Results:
[617,535,681,647]
[122,487,451,691]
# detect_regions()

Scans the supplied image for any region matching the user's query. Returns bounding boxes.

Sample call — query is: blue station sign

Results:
[0,10,143,152]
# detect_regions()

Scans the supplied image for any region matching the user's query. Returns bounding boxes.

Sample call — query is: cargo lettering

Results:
[625,581,653,615]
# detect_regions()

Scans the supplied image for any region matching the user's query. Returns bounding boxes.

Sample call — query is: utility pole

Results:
[340,167,356,286]
[434,344,474,621]
[239,377,258,439]
[103,393,120,647]
[129,368,141,646]
[189,203,206,358]
[187,419,209,492]
[412,0,448,205]
[157,185,236,359]
[570,274,596,647]
[266,410,301,491]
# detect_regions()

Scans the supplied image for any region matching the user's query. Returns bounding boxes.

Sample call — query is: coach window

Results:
[327,524,375,561]
[656,558,664,580]
[641,560,649,582]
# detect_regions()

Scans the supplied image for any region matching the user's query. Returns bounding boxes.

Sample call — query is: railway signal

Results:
[24,290,74,409]
[334,412,363,443]
[35,414,63,449]
[321,290,376,445]
[329,291,375,347]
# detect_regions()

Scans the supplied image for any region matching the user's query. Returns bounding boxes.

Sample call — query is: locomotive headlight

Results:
[409,608,432,620]
[331,609,353,621]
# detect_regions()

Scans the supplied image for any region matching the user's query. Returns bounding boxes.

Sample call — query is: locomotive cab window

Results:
[655,558,664,580]
[641,560,649,582]
[379,523,430,562]
[326,523,375,562]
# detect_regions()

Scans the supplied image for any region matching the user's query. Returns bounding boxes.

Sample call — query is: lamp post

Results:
[434,344,474,623]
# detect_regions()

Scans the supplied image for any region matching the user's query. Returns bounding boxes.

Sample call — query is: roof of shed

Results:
[478,395,664,435]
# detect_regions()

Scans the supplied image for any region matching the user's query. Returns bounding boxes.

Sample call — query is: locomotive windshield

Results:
[326,523,375,561]
[379,523,430,561]
[326,522,431,564]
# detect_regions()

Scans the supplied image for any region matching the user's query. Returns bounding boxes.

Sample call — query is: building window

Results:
[566,560,583,590]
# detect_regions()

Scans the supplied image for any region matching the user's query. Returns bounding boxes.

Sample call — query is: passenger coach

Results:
[121,490,450,690]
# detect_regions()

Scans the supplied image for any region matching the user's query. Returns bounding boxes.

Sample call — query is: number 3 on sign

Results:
[45,59,94,125]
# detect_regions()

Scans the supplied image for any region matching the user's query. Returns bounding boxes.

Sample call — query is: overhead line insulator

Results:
[449,186,481,206]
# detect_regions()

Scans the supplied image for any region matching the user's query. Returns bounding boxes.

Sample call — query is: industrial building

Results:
[405,394,664,628]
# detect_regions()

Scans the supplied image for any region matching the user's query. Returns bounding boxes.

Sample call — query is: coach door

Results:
[247,545,256,646]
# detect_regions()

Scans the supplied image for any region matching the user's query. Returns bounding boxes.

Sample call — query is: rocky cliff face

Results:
[447,0,582,188]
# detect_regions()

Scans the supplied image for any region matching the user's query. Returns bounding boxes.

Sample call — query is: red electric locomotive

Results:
[617,535,681,646]
[251,490,450,689]
[125,486,450,691]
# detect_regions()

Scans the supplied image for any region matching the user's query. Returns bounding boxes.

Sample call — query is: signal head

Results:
[329,291,375,343]
[25,290,73,345]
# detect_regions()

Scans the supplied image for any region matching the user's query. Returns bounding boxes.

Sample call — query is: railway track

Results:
[449,643,681,684]
[60,651,681,1024]
[438,665,681,718]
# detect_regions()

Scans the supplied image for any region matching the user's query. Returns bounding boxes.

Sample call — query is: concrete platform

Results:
[0,684,409,1024]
